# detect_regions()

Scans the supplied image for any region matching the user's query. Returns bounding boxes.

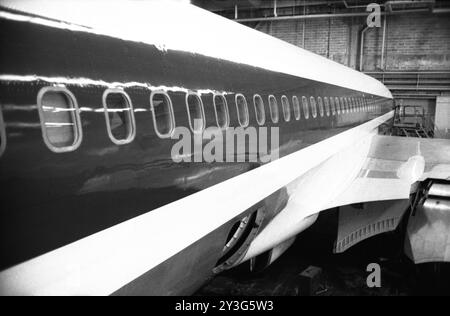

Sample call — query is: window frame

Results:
[235,94,249,127]
[317,96,325,117]
[253,94,266,126]
[186,91,206,133]
[341,97,347,113]
[310,96,318,118]
[292,96,301,120]
[268,95,279,123]
[213,94,230,129]
[0,106,6,158]
[324,97,330,117]
[281,95,291,122]
[102,88,136,145]
[330,97,336,116]
[37,86,83,153]
[335,97,341,115]
[302,96,310,119]
[150,90,176,139]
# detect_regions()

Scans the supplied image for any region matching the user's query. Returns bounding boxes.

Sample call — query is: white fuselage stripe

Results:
[0,111,394,296]
[0,0,392,99]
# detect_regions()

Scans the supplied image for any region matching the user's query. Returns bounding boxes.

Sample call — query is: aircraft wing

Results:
[329,135,450,208]
[242,134,450,264]
[329,136,450,261]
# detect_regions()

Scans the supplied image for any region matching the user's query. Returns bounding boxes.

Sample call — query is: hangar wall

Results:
[253,13,450,72]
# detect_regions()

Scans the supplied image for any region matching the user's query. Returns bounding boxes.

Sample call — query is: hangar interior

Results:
[190,0,450,295]
[194,0,450,139]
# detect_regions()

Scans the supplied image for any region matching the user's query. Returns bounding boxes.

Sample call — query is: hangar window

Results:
[330,97,336,116]
[150,91,175,138]
[335,97,341,115]
[302,96,310,119]
[236,94,249,127]
[186,92,205,133]
[268,95,279,123]
[350,98,355,112]
[103,89,136,145]
[310,97,318,118]
[292,96,301,120]
[281,95,291,122]
[253,94,265,125]
[0,106,6,157]
[345,97,350,113]
[324,97,331,117]
[317,97,325,117]
[213,94,229,129]
[37,86,82,153]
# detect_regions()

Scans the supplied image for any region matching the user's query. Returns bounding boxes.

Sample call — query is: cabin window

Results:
[150,91,175,138]
[213,94,229,129]
[310,97,318,118]
[335,97,341,115]
[253,94,265,125]
[317,97,325,117]
[292,96,301,120]
[37,86,82,153]
[236,94,249,127]
[330,97,336,116]
[186,92,205,133]
[268,95,279,123]
[302,96,310,119]
[0,107,6,157]
[324,97,331,117]
[281,95,291,122]
[341,97,347,113]
[350,98,355,112]
[102,89,136,145]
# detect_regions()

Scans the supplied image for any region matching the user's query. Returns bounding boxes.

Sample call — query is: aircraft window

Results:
[341,97,347,113]
[292,96,301,120]
[253,94,265,126]
[324,97,331,117]
[302,96,310,119]
[103,89,136,145]
[150,91,175,138]
[236,94,249,127]
[317,97,325,117]
[330,97,336,116]
[0,107,6,157]
[310,97,318,118]
[268,95,279,123]
[37,86,82,153]
[186,92,205,133]
[281,95,291,122]
[213,94,229,129]
[335,97,341,115]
